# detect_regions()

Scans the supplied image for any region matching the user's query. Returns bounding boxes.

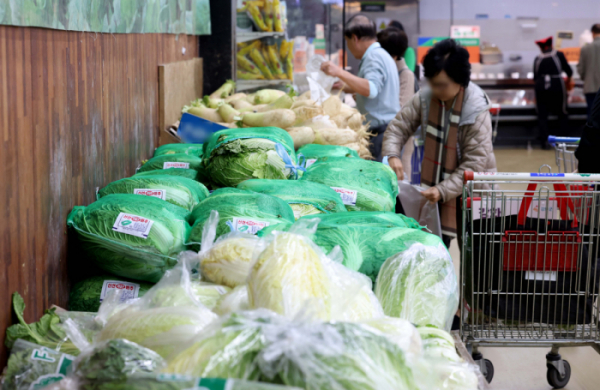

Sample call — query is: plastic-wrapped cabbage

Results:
[166,311,275,378]
[247,229,331,320]
[67,195,191,282]
[258,321,417,390]
[375,243,459,331]
[133,168,199,181]
[69,275,154,312]
[215,286,250,316]
[154,143,203,158]
[297,144,359,167]
[361,317,422,357]
[300,157,398,212]
[98,176,209,211]
[202,127,300,188]
[189,188,295,242]
[237,179,347,220]
[137,154,203,174]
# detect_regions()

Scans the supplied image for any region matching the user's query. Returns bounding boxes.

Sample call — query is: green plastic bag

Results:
[189,188,295,243]
[237,179,347,220]
[202,127,301,188]
[67,195,192,283]
[98,175,209,211]
[69,275,154,312]
[297,144,359,168]
[300,157,398,212]
[133,168,199,181]
[154,143,203,158]
[137,154,203,174]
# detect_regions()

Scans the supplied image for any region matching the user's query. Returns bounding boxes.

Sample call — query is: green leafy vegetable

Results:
[153,144,203,158]
[297,144,359,160]
[133,169,199,181]
[137,154,203,174]
[69,276,154,313]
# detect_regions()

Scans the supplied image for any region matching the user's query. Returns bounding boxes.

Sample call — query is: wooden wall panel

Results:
[0,26,199,365]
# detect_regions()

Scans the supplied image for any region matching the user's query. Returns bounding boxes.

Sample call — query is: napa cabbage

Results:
[200,236,260,288]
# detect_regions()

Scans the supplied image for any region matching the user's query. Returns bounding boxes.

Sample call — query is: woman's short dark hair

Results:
[423,39,471,87]
[344,15,377,40]
[389,20,405,32]
[377,28,408,60]
[592,24,600,34]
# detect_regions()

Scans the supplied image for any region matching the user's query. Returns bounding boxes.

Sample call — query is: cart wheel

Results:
[483,359,494,383]
[547,360,571,389]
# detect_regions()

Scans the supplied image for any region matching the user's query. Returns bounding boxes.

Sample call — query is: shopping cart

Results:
[410,137,424,185]
[490,104,501,144]
[548,136,580,173]
[461,170,600,388]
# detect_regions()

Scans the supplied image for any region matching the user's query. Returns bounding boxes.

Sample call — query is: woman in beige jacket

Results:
[383,39,497,245]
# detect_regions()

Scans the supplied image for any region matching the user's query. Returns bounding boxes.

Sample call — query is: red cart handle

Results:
[517,182,579,228]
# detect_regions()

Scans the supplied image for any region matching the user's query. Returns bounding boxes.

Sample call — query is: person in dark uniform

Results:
[533,36,573,149]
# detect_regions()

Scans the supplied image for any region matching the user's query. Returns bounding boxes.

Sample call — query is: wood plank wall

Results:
[0,26,199,365]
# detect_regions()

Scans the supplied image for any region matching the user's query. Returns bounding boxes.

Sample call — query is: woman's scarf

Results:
[421,87,465,237]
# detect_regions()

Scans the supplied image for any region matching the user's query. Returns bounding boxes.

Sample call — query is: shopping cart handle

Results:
[464,170,600,182]
[547,135,581,145]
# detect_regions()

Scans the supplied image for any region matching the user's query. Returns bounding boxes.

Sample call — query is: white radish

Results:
[231,99,254,110]
[323,95,342,117]
[297,90,311,101]
[342,142,360,152]
[217,104,240,123]
[187,106,223,123]
[225,93,247,103]
[315,128,358,145]
[291,99,317,109]
[255,95,294,112]
[242,109,296,129]
[293,106,324,125]
[254,89,287,104]
[348,112,364,131]
[286,127,315,149]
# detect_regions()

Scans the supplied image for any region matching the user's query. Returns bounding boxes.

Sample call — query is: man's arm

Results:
[577,46,587,80]
[321,62,371,97]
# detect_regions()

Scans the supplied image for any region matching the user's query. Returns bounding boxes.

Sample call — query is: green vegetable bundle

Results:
[69,275,154,312]
[189,188,295,242]
[202,127,299,188]
[137,154,203,174]
[153,143,203,158]
[67,195,192,283]
[98,175,209,211]
[133,168,199,181]
[237,179,347,219]
[297,144,359,162]
[300,157,398,212]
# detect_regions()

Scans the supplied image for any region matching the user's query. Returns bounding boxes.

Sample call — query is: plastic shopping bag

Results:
[397,180,442,238]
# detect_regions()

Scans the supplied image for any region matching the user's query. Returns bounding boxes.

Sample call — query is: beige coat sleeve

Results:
[382,93,422,159]
[399,70,416,107]
[436,110,494,202]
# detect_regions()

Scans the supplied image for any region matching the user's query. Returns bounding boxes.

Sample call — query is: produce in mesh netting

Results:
[188,188,295,242]
[137,154,203,174]
[202,127,300,188]
[133,168,199,181]
[297,144,359,167]
[153,143,203,158]
[375,243,459,331]
[237,179,347,220]
[67,194,191,283]
[69,275,154,312]
[300,157,398,212]
[98,175,209,211]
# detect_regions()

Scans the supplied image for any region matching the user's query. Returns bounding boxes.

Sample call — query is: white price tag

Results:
[331,187,358,206]
[133,189,166,200]
[525,271,557,282]
[112,212,154,239]
[305,159,317,168]
[232,217,270,234]
[163,162,190,169]
[100,280,141,302]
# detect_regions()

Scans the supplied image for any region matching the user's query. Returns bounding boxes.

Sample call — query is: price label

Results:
[133,189,166,200]
[330,187,358,206]
[232,217,270,234]
[112,212,154,239]
[305,159,317,168]
[163,162,190,169]
[100,280,141,302]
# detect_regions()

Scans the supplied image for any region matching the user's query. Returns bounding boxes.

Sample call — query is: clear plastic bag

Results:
[374,243,459,331]
[360,316,422,358]
[215,285,250,316]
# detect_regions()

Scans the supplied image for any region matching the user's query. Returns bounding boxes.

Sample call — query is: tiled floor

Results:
[448,148,600,390]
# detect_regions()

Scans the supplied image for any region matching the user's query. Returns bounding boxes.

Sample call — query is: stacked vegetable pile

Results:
[182,81,372,159]
[2,82,480,390]
[237,39,293,81]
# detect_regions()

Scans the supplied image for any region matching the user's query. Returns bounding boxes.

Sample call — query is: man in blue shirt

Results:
[321,15,400,161]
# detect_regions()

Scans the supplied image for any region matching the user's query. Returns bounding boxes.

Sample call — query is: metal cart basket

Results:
[548,136,580,173]
[461,170,600,388]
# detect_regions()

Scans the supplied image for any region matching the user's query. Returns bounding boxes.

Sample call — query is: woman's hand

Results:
[422,187,442,203]
[388,156,404,181]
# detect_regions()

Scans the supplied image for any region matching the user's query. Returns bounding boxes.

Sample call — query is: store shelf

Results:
[236,79,292,92]
[236,31,285,44]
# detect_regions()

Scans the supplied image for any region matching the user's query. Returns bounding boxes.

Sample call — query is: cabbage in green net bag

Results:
[67,195,192,283]
[300,157,398,212]
[202,127,302,188]
[98,175,209,211]
[137,154,203,174]
[133,168,200,181]
[237,179,347,220]
[297,144,359,169]
[69,275,154,312]
[189,188,295,243]
[154,143,203,158]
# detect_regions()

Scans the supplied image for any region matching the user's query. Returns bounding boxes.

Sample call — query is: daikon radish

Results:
[348,112,363,131]
[245,94,256,103]
[291,99,317,109]
[286,127,315,149]
[342,142,360,152]
[323,95,342,117]
[217,122,236,128]
[297,90,311,101]
[254,89,286,104]
[315,128,358,145]
[225,93,247,103]
[231,99,254,110]
[202,96,224,109]
[239,104,268,113]
[293,106,324,125]
[209,80,235,99]
[301,115,338,131]
[217,104,240,123]
[339,103,356,118]
[187,106,223,123]
[255,94,293,112]
[331,114,349,129]
[359,145,372,160]
[242,109,296,128]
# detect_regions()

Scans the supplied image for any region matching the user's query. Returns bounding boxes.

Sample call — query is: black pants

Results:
[586,92,597,123]
[536,89,569,144]
[369,123,388,162]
